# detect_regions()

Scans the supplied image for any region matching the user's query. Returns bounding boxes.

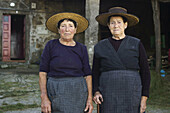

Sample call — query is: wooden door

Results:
[2,15,11,61]
[21,16,26,60]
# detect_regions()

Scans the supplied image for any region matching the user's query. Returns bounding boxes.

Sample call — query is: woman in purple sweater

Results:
[92,7,150,113]
[39,12,93,113]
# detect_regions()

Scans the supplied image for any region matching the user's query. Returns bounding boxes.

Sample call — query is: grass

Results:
[0,90,37,99]
[147,70,170,108]
[0,74,40,112]
[0,70,170,112]
[0,103,40,111]
[0,81,39,99]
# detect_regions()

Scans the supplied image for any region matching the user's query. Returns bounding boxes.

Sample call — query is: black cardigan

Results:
[92,36,151,97]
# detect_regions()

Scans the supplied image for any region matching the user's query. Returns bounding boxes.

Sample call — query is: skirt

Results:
[99,70,142,113]
[47,76,88,113]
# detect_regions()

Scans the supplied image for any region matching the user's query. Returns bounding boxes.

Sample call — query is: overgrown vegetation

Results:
[148,70,170,108]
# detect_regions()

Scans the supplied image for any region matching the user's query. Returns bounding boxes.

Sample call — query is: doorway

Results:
[2,14,25,61]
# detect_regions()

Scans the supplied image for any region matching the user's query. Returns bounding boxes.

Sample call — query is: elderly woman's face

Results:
[108,16,127,37]
[58,20,77,40]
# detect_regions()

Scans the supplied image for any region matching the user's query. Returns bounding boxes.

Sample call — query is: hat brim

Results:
[46,12,89,33]
[96,12,139,26]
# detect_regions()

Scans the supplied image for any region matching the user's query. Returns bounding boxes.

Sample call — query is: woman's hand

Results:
[84,75,93,113]
[39,72,51,113]
[41,94,51,113]
[93,91,103,104]
[140,96,148,113]
[84,97,93,113]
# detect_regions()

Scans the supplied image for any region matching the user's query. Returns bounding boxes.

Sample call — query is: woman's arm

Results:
[92,54,101,94]
[139,42,151,113]
[139,42,151,97]
[39,72,51,113]
[81,45,93,112]
[84,75,93,113]
[92,54,103,105]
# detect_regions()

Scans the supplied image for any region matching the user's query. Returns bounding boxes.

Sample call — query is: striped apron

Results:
[47,76,88,113]
[99,70,142,113]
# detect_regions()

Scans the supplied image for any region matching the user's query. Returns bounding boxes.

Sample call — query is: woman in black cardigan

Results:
[92,7,150,113]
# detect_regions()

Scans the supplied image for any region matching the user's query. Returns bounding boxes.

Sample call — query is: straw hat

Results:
[96,7,139,26]
[46,12,89,33]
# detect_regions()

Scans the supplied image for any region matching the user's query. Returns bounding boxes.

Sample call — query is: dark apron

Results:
[47,76,88,113]
[99,70,142,113]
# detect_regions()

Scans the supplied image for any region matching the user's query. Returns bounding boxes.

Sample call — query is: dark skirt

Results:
[47,76,88,113]
[99,70,142,113]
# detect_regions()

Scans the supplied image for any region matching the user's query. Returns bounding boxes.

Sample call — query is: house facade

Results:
[0,0,88,67]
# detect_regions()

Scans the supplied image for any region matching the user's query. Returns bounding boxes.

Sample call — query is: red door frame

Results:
[2,15,11,61]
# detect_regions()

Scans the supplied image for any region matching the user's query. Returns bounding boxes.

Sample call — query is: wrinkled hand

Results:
[140,96,147,113]
[93,91,103,104]
[140,101,146,113]
[41,96,51,113]
[84,98,93,113]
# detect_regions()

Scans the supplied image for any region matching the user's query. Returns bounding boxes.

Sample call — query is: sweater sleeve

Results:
[39,41,51,73]
[92,53,101,95]
[139,42,151,97]
[82,46,92,76]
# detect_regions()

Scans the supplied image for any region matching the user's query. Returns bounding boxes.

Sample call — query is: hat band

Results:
[108,8,127,14]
